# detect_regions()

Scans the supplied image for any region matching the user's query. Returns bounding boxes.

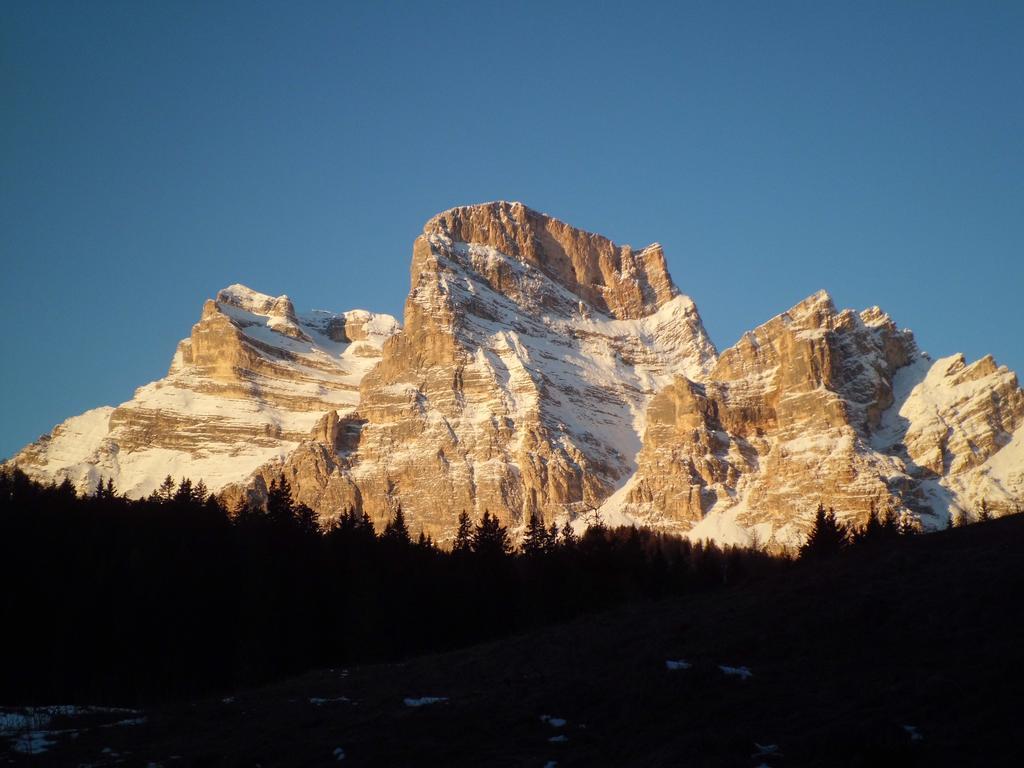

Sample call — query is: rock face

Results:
[246,202,717,540]
[11,285,399,497]
[611,291,1024,546]
[9,202,1023,545]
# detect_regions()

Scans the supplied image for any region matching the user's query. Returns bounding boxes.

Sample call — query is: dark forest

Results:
[0,466,942,706]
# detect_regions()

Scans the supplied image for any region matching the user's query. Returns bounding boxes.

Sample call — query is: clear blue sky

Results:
[2,1,1022,459]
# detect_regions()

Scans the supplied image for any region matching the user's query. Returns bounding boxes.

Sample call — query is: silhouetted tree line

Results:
[0,467,786,705]
[799,503,905,560]
[797,497,1006,561]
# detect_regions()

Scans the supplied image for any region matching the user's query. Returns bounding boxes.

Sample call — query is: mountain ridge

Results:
[9,202,1023,545]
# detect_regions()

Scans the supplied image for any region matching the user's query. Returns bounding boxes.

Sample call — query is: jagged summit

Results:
[785,288,834,317]
[423,201,678,320]
[216,283,296,318]
[12,286,399,497]
[610,284,1023,546]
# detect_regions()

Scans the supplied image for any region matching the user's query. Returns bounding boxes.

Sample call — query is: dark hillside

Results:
[5,513,1022,766]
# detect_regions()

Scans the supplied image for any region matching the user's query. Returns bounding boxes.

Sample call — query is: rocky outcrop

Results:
[611,291,1024,546]
[423,202,678,319]
[11,285,398,497]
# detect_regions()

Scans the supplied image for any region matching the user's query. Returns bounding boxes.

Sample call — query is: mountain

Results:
[609,290,1024,546]
[8,202,1023,545]
[10,285,398,497]
[233,202,718,540]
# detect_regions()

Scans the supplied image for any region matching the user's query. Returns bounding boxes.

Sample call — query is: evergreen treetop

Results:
[799,504,849,560]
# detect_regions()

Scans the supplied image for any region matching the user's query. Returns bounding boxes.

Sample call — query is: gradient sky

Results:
[2,1,1022,459]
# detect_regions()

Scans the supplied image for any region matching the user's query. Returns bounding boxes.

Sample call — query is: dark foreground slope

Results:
[5,515,1024,767]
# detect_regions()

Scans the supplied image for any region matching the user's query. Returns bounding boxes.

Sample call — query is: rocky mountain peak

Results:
[783,289,836,327]
[422,201,677,320]
[616,281,1023,547]
[243,204,718,538]
[859,305,895,328]
[216,284,296,320]
[943,353,1005,385]
[11,285,398,499]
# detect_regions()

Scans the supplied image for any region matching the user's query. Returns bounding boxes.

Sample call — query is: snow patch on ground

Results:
[310,697,351,706]
[403,696,448,707]
[752,743,781,757]
[11,730,55,754]
[0,705,144,756]
[719,665,753,680]
[540,715,567,727]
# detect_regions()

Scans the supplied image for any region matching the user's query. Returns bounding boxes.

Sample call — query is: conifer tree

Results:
[193,480,209,504]
[358,510,376,540]
[382,506,411,545]
[579,520,611,556]
[560,520,578,549]
[55,477,76,504]
[799,504,848,560]
[173,478,195,505]
[266,476,296,528]
[295,503,320,535]
[547,522,560,552]
[856,501,883,543]
[203,492,226,520]
[978,499,992,522]
[232,495,259,526]
[856,502,899,544]
[328,507,375,543]
[472,510,511,557]
[521,513,548,557]
[156,474,176,503]
[453,511,473,555]
[333,507,355,533]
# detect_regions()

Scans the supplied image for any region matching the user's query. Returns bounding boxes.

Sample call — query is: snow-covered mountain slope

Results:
[9,202,1023,546]
[602,291,1024,547]
[872,352,1024,519]
[11,285,398,497]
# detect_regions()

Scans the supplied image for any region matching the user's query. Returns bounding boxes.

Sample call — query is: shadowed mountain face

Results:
[9,203,1023,544]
